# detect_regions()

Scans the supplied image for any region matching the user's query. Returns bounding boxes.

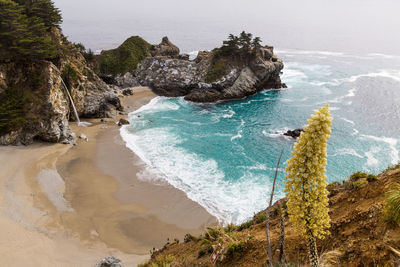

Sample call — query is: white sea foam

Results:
[331,148,363,158]
[281,68,308,84]
[262,128,293,140]
[313,70,400,87]
[222,110,235,118]
[121,125,275,224]
[276,49,344,57]
[187,51,199,60]
[231,131,242,141]
[340,117,355,125]
[368,53,399,59]
[365,147,381,167]
[130,96,180,115]
[360,135,399,165]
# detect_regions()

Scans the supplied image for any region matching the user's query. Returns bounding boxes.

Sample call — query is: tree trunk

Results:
[278,203,286,264]
[308,236,319,267]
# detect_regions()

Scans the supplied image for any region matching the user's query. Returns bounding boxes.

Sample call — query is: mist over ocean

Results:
[54,0,400,224]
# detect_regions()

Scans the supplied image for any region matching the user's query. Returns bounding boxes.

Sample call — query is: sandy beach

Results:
[0,87,216,266]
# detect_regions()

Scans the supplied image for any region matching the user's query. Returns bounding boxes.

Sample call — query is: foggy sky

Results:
[53,0,400,55]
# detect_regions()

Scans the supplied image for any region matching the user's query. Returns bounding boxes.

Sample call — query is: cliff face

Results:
[141,168,400,266]
[0,29,121,145]
[135,38,285,102]
[0,61,73,145]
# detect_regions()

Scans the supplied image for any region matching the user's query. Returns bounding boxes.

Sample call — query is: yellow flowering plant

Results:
[284,104,332,267]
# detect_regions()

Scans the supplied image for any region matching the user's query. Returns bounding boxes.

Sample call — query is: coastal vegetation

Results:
[205,31,263,83]
[0,0,62,62]
[284,104,332,267]
[0,0,61,135]
[143,163,400,266]
[0,87,29,133]
[96,36,152,76]
[385,182,400,225]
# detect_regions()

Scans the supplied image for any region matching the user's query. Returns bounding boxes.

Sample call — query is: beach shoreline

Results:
[0,86,216,266]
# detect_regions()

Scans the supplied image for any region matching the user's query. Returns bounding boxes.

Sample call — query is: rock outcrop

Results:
[150,36,180,58]
[0,29,121,145]
[135,38,285,102]
[0,62,74,145]
[284,128,304,139]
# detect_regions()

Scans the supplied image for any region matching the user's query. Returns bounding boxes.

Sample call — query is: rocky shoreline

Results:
[0,32,286,146]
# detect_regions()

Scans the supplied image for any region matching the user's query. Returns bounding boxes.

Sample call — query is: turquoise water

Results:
[121,50,400,224]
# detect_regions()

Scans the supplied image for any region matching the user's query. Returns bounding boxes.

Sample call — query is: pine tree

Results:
[0,0,58,62]
[284,104,333,267]
[23,0,62,29]
[0,0,29,61]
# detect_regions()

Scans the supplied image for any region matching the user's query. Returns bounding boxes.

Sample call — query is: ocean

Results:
[54,0,400,224]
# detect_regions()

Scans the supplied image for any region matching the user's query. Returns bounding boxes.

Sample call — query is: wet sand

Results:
[0,87,216,266]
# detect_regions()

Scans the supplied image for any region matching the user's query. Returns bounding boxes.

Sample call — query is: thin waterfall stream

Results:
[60,77,91,127]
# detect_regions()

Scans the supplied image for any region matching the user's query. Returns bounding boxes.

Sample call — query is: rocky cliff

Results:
[0,29,121,145]
[134,36,285,102]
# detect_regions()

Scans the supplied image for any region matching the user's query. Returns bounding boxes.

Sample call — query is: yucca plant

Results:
[285,104,333,267]
[384,182,400,225]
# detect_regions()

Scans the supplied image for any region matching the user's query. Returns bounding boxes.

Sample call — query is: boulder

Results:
[150,36,180,58]
[95,256,122,267]
[115,72,139,88]
[122,88,133,96]
[118,118,129,126]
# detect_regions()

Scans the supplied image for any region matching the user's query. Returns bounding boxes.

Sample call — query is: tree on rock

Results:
[284,104,333,267]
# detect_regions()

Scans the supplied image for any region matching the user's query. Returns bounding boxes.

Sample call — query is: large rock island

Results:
[134,33,285,102]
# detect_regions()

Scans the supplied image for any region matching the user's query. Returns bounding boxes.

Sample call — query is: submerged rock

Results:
[95,256,122,267]
[284,128,304,139]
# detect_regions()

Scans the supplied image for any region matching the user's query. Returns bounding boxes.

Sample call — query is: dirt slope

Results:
[142,167,400,266]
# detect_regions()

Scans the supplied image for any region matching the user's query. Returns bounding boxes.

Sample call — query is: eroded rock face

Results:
[136,41,285,102]
[0,62,74,145]
[0,29,121,145]
[151,36,180,58]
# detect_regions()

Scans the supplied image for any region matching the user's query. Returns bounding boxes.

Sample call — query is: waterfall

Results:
[60,77,90,127]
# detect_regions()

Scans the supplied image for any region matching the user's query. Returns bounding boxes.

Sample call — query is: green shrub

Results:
[237,220,253,231]
[150,255,175,267]
[254,212,266,223]
[384,182,400,225]
[226,241,245,258]
[204,227,222,241]
[205,58,229,83]
[0,88,31,134]
[327,181,341,192]
[197,248,207,258]
[349,171,368,182]
[351,180,366,190]
[224,223,236,233]
[385,163,400,172]
[366,174,378,182]
[61,64,79,88]
[98,36,152,75]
